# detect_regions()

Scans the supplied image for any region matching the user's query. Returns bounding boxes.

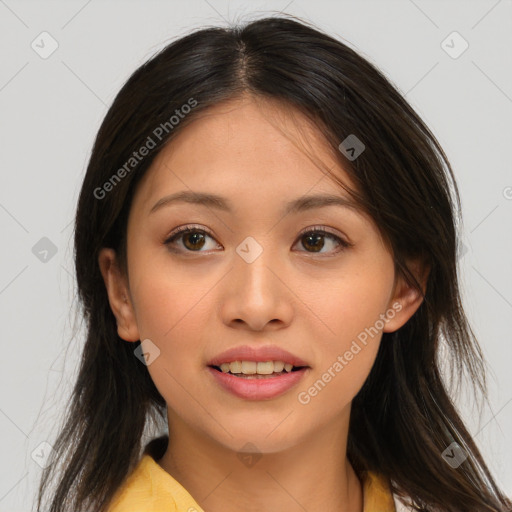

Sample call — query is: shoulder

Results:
[362,470,415,512]
[107,454,204,512]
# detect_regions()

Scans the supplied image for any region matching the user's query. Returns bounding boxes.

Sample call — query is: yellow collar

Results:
[109,454,396,511]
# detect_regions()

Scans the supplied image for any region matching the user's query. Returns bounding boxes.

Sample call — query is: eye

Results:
[163,224,352,255]
[293,226,352,255]
[163,225,221,253]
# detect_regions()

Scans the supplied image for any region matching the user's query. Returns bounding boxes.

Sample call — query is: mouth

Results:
[206,346,311,399]
[207,360,310,400]
[209,361,309,379]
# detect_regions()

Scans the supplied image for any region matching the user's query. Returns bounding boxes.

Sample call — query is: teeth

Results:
[220,363,230,373]
[273,361,284,372]
[256,361,274,375]
[217,360,298,375]
[241,361,257,374]
[229,361,242,373]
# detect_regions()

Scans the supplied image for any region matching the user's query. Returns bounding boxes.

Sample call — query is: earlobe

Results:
[383,259,430,333]
[98,248,140,342]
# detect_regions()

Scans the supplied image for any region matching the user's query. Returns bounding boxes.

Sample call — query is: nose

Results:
[220,241,294,332]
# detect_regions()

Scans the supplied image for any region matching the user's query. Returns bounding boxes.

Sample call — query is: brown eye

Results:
[164,226,220,253]
[295,228,351,255]
[182,231,206,251]
[301,232,325,252]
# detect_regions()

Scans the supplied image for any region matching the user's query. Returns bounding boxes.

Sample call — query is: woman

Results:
[36,14,511,512]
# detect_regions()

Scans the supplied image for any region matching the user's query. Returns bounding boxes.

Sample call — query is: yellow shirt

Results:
[107,454,396,512]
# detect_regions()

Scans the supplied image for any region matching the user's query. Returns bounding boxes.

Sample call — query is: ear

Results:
[98,248,140,342]
[383,258,430,333]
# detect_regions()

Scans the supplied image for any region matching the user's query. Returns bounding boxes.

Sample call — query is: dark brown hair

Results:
[35,14,511,512]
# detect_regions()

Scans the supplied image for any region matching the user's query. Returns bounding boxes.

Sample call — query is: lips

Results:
[207,345,310,368]
[207,365,310,400]
[206,345,311,400]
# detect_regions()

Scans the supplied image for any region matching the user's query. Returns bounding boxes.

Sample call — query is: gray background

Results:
[0,0,511,510]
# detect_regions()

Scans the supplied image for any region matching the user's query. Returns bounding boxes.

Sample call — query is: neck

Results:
[157,410,363,512]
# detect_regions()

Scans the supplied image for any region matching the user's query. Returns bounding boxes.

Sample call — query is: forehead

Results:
[132,95,358,213]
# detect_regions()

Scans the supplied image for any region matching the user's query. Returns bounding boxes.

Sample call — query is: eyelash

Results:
[163,224,353,256]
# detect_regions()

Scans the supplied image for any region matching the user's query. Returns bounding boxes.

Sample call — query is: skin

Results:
[99,94,428,512]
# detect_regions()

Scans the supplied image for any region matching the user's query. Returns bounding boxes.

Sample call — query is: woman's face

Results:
[100,95,424,453]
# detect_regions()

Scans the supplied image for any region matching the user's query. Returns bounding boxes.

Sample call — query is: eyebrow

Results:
[149,190,362,216]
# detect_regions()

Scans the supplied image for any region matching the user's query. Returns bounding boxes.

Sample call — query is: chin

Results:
[218,434,299,456]
[207,415,305,454]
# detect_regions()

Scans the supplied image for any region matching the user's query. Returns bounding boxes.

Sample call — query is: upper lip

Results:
[208,345,310,367]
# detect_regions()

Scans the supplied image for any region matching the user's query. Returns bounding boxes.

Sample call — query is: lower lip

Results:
[207,366,309,400]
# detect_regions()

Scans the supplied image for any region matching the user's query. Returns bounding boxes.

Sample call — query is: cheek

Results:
[296,296,385,415]
[308,265,393,347]
[126,266,209,393]
[294,349,377,423]
[297,268,392,407]
[132,286,213,419]
[128,252,216,343]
